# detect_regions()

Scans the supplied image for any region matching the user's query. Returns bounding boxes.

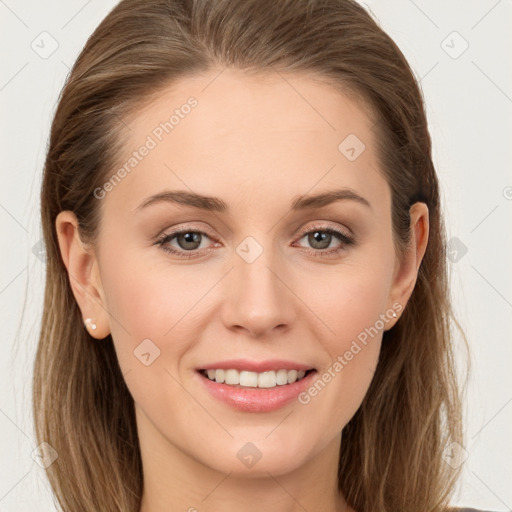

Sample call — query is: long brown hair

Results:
[34,0,468,510]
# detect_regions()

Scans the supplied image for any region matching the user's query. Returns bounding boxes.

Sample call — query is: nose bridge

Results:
[222,234,295,337]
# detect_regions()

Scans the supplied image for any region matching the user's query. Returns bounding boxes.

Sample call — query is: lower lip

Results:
[195,370,317,413]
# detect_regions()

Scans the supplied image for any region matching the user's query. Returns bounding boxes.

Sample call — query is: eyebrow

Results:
[134,188,371,213]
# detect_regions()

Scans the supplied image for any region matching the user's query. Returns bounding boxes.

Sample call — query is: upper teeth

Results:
[204,369,308,388]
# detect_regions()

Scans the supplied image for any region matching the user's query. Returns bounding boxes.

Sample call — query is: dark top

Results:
[458,508,495,512]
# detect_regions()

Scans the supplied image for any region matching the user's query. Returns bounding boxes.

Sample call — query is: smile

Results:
[195,365,318,412]
[200,368,314,388]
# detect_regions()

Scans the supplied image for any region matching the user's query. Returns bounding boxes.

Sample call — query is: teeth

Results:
[240,370,258,387]
[276,369,288,385]
[224,369,240,385]
[203,368,310,388]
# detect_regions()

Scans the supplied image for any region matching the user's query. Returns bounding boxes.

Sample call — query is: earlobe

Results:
[55,211,110,339]
[386,202,429,324]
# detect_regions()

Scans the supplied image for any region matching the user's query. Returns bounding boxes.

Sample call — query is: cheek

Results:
[296,277,385,437]
[99,255,205,420]
[291,256,392,424]
[98,251,209,375]
[101,249,212,334]
[293,255,394,347]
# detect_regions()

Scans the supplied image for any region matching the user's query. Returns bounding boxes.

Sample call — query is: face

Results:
[59,68,424,479]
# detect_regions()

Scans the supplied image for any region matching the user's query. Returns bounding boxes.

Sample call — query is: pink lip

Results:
[194,368,317,413]
[197,359,315,372]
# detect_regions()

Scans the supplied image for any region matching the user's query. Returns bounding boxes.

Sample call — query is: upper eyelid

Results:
[159,222,352,239]
[157,222,216,239]
[297,221,352,236]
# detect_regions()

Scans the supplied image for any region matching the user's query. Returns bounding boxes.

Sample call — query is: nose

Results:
[220,240,296,339]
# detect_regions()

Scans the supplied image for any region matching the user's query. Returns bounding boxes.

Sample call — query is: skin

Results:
[56,68,428,512]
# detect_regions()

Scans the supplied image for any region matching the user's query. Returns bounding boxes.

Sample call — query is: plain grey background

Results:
[1,0,511,510]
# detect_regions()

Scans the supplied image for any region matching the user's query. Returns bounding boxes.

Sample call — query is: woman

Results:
[33,0,490,511]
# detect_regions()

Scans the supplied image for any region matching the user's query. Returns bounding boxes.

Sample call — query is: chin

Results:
[194,429,318,478]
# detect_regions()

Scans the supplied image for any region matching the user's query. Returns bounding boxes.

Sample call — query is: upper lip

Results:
[197,359,315,373]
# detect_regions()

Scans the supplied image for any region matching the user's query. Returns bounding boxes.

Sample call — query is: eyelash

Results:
[154,222,355,259]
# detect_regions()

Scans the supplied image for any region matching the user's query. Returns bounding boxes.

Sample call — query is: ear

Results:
[386,202,429,326]
[55,211,111,339]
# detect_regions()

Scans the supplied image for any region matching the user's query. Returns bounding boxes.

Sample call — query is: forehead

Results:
[101,67,388,219]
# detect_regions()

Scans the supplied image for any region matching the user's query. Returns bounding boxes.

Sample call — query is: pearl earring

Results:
[84,318,97,331]
[391,311,397,318]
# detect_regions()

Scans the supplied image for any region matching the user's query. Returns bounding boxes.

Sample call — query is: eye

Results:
[155,229,217,259]
[293,223,355,257]
[154,222,355,259]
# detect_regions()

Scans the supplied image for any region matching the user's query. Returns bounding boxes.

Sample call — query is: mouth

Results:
[195,366,318,412]
[197,367,316,388]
